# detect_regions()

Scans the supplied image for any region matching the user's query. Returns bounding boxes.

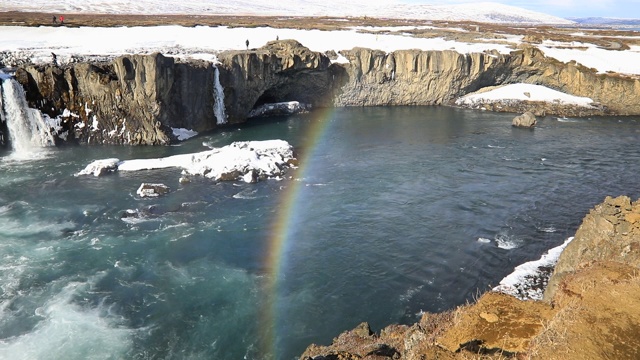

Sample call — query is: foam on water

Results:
[0,280,134,360]
[494,233,523,249]
[493,237,574,300]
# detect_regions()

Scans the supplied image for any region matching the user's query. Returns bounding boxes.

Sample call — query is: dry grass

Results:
[525,300,580,360]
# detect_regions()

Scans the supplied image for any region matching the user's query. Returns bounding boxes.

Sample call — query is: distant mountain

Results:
[569,17,640,26]
[385,2,574,24]
[1,0,573,25]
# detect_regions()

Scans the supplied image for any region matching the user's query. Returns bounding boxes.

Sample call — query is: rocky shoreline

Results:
[300,196,640,359]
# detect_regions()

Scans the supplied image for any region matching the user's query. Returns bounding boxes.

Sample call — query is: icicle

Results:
[212,63,228,125]
[1,78,55,156]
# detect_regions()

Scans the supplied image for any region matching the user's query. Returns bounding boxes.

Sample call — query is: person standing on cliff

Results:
[245,39,249,50]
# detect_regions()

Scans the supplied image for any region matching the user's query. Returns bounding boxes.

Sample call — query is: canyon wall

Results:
[12,41,640,145]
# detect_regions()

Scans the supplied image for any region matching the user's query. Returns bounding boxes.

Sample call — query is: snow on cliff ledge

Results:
[76,140,296,183]
[456,84,595,108]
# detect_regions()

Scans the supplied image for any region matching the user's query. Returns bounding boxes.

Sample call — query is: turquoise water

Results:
[1,107,640,359]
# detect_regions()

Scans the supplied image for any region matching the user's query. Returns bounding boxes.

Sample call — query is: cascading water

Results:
[0,77,55,156]
[212,63,228,125]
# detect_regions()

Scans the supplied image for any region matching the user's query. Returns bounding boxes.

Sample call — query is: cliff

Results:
[216,40,337,123]
[16,54,210,145]
[12,42,640,145]
[335,46,640,116]
[14,40,335,145]
[300,196,640,359]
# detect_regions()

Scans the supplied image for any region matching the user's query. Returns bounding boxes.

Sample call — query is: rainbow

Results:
[260,106,337,358]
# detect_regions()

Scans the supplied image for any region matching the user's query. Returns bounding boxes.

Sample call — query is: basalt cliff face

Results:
[300,196,640,360]
[16,54,208,145]
[335,46,640,116]
[216,40,337,123]
[13,41,640,145]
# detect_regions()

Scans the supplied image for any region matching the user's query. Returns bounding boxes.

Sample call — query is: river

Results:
[1,106,639,359]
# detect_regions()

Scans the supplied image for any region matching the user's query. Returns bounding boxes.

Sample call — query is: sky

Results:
[405,0,640,18]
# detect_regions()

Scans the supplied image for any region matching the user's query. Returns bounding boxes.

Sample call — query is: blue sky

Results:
[403,0,640,18]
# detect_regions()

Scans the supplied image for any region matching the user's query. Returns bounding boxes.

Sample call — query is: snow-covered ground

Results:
[0,25,521,65]
[1,1,573,24]
[539,41,640,75]
[1,24,639,76]
[456,83,595,107]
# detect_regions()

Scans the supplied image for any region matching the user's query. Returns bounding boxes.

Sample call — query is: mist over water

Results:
[1,107,640,359]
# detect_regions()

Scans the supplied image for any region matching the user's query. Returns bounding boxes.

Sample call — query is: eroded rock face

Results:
[334,48,511,106]
[16,54,223,145]
[509,47,640,116]
[216,40,336,123]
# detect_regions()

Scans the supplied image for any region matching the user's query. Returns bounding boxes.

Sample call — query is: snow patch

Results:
[456,83,595,107]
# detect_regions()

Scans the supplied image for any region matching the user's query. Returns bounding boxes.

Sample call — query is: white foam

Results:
[0,280,133,360]
[493,237,574,300]
[495,233,522,250]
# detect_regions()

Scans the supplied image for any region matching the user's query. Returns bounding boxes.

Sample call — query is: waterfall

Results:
[1,78,55,155]
[212,64,228,125]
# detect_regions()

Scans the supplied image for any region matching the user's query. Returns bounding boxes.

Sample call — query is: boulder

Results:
[512,111,537,127]
[75,158,120,176]
[137,183,170,198]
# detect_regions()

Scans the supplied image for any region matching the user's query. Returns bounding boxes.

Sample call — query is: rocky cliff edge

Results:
[12,42,640,145]
[300,196,640,360]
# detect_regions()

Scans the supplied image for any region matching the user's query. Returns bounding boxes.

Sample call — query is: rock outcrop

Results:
[216,40,337,122]
[334,48,511,107]
[17,54,203,145]
[300,196,640,360]
[334,45,640,115]
[544,195,640,301]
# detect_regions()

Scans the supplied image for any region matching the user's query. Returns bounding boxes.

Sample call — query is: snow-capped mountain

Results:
[1,0,573,24]
[387,2,574,24]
